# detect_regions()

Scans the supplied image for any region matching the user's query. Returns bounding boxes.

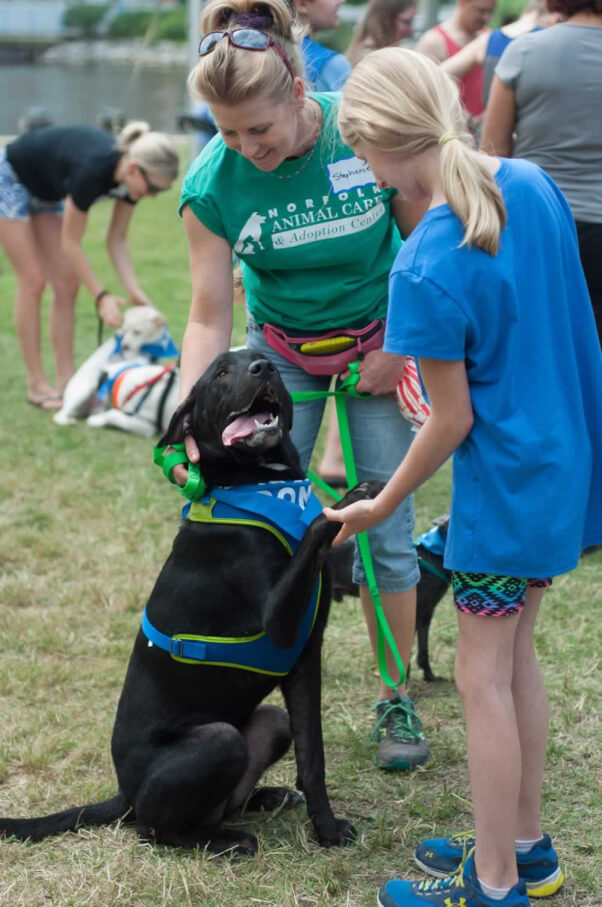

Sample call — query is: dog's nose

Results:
[248,358,275,376]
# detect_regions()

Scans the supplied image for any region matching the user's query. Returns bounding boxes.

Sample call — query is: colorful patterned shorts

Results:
[452,572,553,617]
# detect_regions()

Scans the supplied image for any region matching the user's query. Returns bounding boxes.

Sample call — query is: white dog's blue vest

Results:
[141,479,325,676]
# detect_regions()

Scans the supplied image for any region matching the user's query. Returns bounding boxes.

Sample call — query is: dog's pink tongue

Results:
[222,412,271,446]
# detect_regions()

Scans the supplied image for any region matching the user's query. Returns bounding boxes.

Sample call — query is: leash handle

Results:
[153,442,207,501]
[293,364,406,689]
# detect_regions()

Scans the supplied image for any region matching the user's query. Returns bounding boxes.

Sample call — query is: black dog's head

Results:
[159,349,304,486]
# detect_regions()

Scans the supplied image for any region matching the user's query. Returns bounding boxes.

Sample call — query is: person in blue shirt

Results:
[294,0,352,91]
[326,47,602,907]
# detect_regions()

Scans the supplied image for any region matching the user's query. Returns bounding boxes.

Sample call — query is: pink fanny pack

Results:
[262,319,385,376]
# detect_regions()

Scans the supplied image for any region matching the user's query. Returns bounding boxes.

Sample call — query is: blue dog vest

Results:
[414,524,450,583]
[98,328,179,401]
[142,480,325,676]
[415,525,446,557]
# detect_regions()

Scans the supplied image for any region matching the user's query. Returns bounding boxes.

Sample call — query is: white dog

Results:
[54,306,179,437]
[85,347,251,439]
[86,360,180,438]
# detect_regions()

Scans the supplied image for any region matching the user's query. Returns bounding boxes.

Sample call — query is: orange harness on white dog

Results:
[110,363,176,410]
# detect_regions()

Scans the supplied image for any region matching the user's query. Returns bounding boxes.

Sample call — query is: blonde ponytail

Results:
[440,138,506,255]
[118,124,179,181]
[116,120,151,151]
[188,0,305,105]
[338,48,506,254]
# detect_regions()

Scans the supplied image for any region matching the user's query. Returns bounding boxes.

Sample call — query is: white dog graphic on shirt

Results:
[234,211,266,255]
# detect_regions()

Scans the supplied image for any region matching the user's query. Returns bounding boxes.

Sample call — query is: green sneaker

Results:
[370,693,430,770]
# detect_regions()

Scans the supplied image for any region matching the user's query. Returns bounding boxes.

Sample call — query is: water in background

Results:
[0,62,188,136]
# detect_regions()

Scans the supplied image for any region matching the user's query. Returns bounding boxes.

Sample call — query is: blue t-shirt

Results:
[302,35,351,92]
[385,158,602,577]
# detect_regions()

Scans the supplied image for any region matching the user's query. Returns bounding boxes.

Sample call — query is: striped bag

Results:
[395,357,430,429]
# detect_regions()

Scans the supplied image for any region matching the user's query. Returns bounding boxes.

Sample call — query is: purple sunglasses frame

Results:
[198,27,296,82]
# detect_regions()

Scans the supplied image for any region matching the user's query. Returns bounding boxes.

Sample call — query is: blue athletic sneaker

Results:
[414,833,564,898]
[378,852,530,907]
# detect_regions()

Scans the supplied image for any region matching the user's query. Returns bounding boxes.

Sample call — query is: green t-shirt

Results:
[179,92,401,332]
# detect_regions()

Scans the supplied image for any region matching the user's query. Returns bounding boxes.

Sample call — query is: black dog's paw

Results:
[332,481,384,511]
[305,481,384,559]
[417,660,440,683]
[246,786,304,813]
[207,829,259,857]
[318,818,357,848]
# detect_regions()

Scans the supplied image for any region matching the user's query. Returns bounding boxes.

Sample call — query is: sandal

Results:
[28,393,63,411]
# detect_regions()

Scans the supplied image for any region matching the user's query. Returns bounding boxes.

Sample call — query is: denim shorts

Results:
[0,148,64,220]
[246,317,420,593]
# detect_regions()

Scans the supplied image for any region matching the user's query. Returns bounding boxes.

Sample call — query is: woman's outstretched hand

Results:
[98,293,126,328]
[323,498,384,546]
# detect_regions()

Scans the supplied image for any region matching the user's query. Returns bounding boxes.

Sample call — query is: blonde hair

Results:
[188,0,305,105]
[117,120,179,180]
[339,48,506,254]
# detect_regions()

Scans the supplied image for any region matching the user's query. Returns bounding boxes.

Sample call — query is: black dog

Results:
[327,516,450,682]
[414,515,450,681]
[0,350,381,855]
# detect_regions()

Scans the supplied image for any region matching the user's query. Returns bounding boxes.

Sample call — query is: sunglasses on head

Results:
[198,27,295,82]
[138,165,166,195]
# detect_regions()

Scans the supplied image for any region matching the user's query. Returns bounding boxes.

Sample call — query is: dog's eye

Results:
[215,366,229,378]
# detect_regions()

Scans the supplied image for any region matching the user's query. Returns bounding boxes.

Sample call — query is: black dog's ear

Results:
[282,387,294,432]
[158,390,196,447]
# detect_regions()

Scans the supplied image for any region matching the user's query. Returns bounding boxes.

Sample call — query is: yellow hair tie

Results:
[439,132,457,146]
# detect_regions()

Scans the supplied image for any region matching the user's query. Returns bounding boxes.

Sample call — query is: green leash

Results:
[291,361,406,689]
[152,442,207,501]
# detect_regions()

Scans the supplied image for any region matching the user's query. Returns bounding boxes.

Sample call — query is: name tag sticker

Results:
[327,156,376,193]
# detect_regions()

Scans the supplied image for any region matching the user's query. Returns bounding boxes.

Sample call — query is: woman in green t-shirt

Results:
[175,0,430,772]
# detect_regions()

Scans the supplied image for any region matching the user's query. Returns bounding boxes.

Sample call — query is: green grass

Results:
[0,146,601,906]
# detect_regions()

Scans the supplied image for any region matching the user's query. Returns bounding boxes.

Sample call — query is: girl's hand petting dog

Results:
[323,496,387,546]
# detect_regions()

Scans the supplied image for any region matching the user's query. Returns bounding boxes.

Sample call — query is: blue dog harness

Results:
[142,479,325,676]
[415,525,446,557]
[97,361,148,402]
[111,327,179,360]
[98,328,179,401]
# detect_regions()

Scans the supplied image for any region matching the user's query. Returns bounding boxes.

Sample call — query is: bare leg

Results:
[0,217,55,403]
[318,404,346,482]
[513,586,548,839]
[455,608,522,889]
[32,212,79,394]
[360,586,416,699]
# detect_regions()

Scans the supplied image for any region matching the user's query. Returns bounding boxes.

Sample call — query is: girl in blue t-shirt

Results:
[326,47,602,907]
